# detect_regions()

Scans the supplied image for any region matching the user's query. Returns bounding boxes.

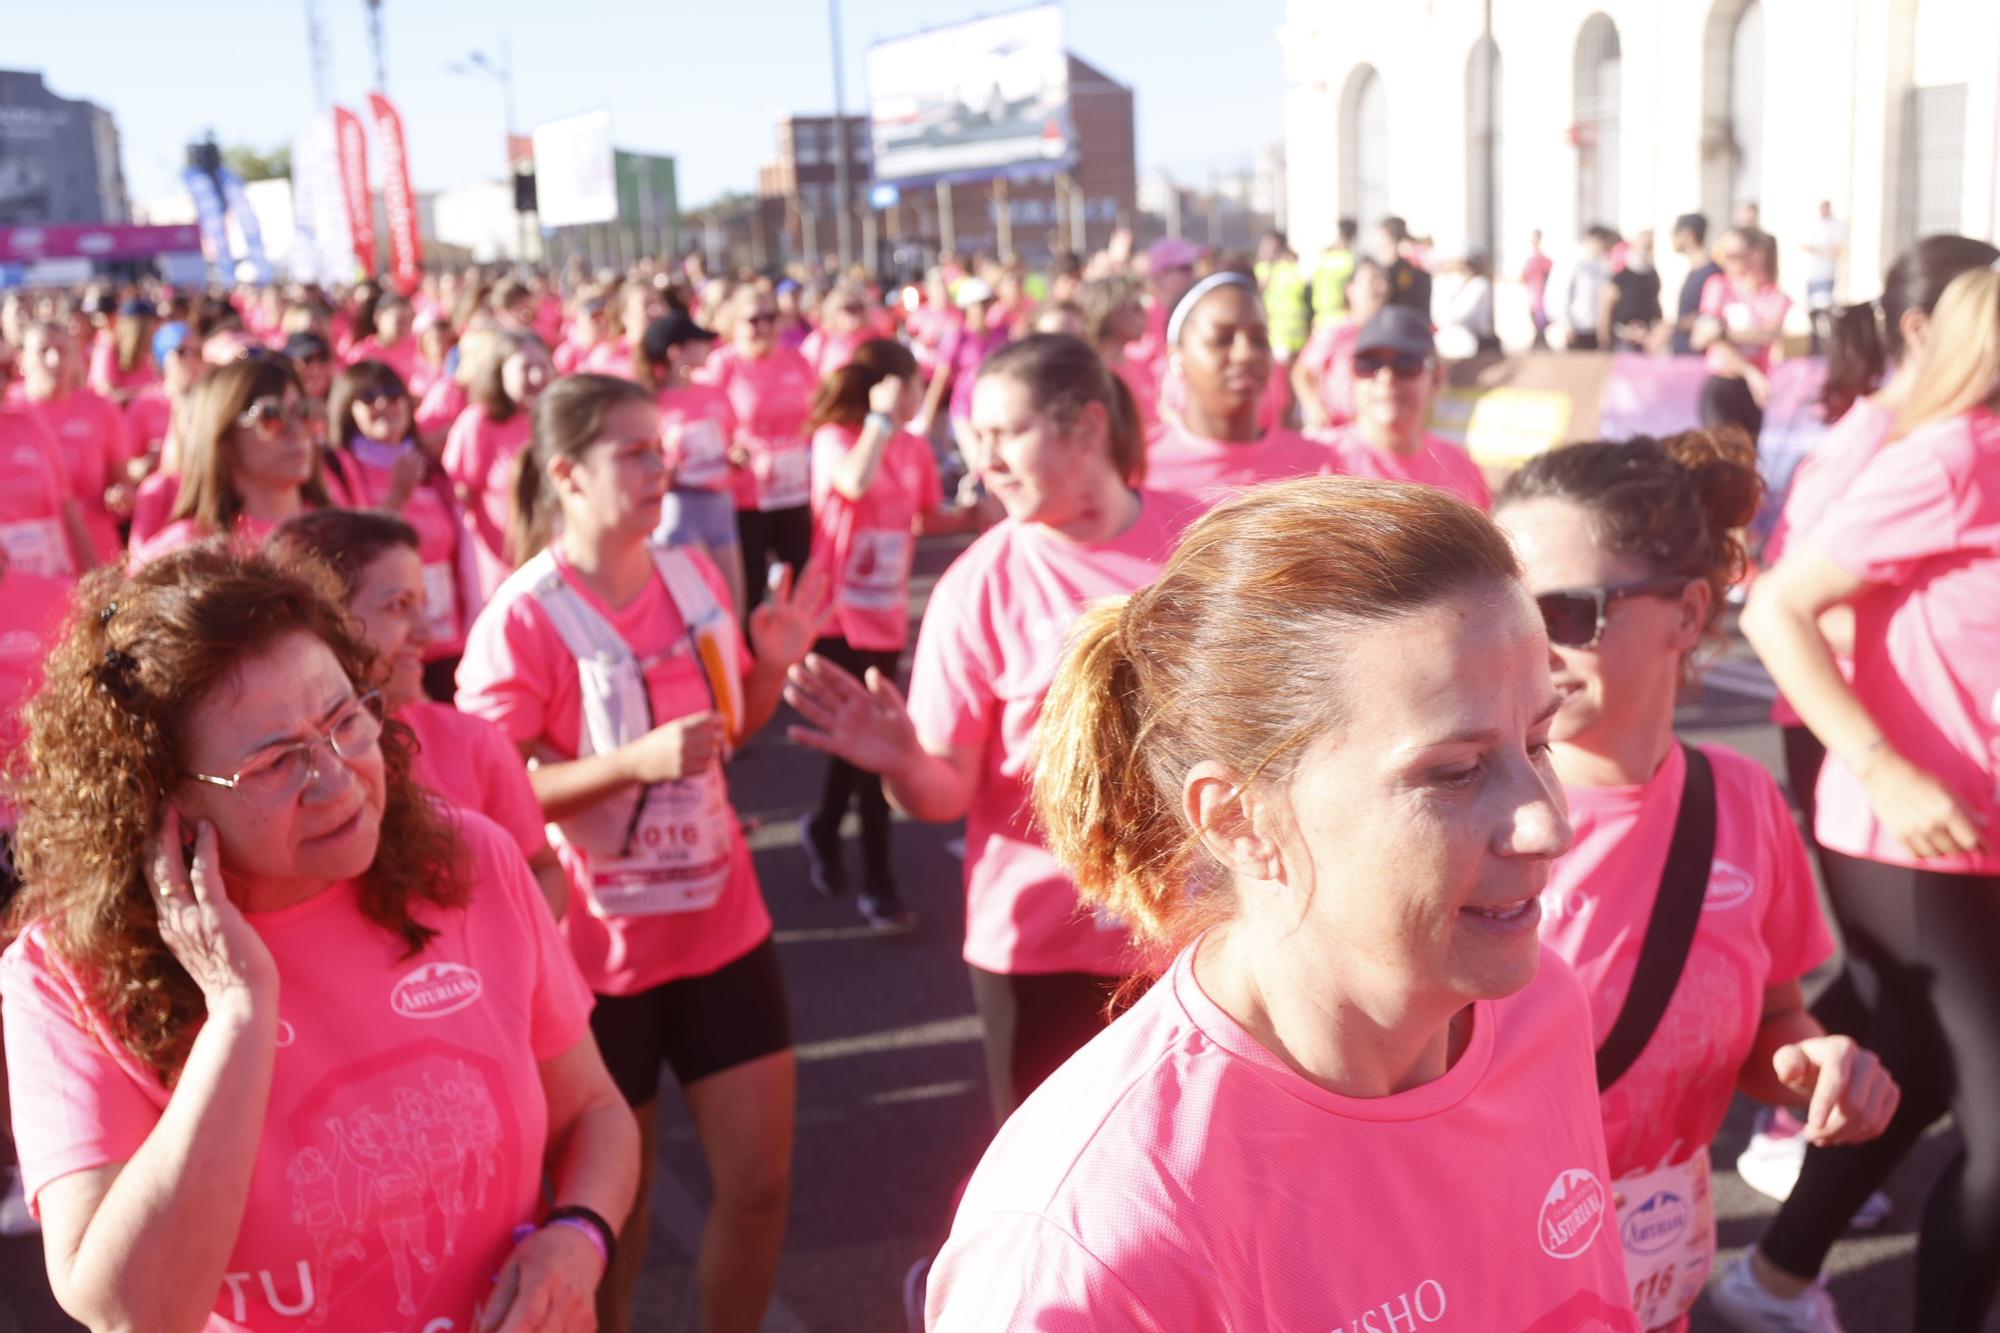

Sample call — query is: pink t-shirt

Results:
[1110,358,1160,437]
[1299,319,1362,424]
[800,327,868,379]
[0,569,74,827]
[1141,421,1333,515]
[1699,276,1791,375]
[1541,744,1832,1179]
[1804,406,2000,873]
[698,344,818,512]
[455,546,770,993]
[344,334,423,391]
[0,408,79,579]
[442,405,534,573]
[129,513,281,571]
[327,445,471,659]
[13,387,129,560]
[809,423,943,652]
[907,494,1195,975]
[129,468,182,547]
[658,382,739,494]
[928,940,1639,1331]
[401,698,550,863]
[576,336,636,380]
[0,811,592,1331]
[87,340,158,400]
[415,376,467,446]
[1762,396,1896,727]
[125,384,175,458]
[1324,425,1494,511]
[939,325,1013,424]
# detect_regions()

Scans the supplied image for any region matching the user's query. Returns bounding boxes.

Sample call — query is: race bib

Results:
[671,418,731,491]
[1614,1153,1715,1329]
[583,765,735,917]
[0,517,74,579]
[756,438,811,511]
[421,560,458,644]
[840,529,913,611]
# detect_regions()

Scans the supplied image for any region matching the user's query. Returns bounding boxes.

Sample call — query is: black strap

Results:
[1595,744,1717,1091]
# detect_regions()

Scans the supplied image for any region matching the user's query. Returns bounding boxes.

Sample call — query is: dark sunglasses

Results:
[237,397,313,431]
[1353,350,1431,380]
[746,313,778,327]
[355,384,407,407]
[1536,577,1690,649]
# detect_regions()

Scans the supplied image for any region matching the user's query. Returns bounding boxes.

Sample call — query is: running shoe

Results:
[859,877,917,933]
[1735,1110,1892,1228]
[799,813,846,897]
[0,1166,39,1237]
[1709,1254,1847,1332]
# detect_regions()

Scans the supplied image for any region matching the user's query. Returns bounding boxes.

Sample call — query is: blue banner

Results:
[217,167,272,283]
[184,166,230,277]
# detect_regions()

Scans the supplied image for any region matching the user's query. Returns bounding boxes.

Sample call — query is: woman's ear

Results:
[1674,577,1714,654]
[1184,761,1283,886]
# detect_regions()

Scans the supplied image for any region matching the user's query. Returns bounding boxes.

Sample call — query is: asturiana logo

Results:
[390,961,484,1019]
[1538,1168,1608,1259]
[1330,1278,1447,1332]
[1620,1189,1690,1255]
[1703,858,1756,911]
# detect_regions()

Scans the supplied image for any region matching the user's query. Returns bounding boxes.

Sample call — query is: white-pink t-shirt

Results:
[0,408,78,579]
[697,344,818,512]
[125,384,175,458]
[128,513,280,571]
[0,811,593,1332]
[907,494,1195,976]
[928,940,1639,1332]
[577,336,637,380]
[327,445,472,659]
[455,545,770,993]
[1699,276,1791,376]
[1141,421,1333,517]
[401,698,551,864]
[1804,406,2000,873]
[441,405,534,571]
[800,327,868,379]
[1324,425,1494,511]
[11,387,129,560]
[1541,744,1833,1179]
[658,383,738,494]
[810,423,943,652]
[415,377,467,445]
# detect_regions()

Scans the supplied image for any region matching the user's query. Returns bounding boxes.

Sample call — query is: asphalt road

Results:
[0,538,1983,1333]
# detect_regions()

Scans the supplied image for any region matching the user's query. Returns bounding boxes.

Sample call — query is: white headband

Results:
[1166,271,1261,347]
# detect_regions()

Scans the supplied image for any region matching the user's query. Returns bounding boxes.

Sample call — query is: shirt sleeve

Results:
[907,564,999,752]
[1698,274,1727,318]
[456,594,561,746]
[928,1213,1178,1333]
[467,816,592,1060]
[470,716,552,858]
[440,408,479,488]
[1803,425,1964,585]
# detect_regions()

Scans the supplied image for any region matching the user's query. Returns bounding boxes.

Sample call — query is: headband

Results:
[1166,272,1260,348]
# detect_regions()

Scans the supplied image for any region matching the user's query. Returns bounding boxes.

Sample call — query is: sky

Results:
[10,0,1287,213]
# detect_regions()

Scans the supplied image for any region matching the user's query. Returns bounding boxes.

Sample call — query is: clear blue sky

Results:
[13,0,1285,211]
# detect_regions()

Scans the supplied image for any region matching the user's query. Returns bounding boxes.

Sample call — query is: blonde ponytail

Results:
[1892,268,2000,440]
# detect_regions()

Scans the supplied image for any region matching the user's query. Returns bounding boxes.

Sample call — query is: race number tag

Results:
[583,766,735,917]
[840,529,913,611]
[1614,1152,1715,1329]
[0,517,74,579]
[756,439,811,511]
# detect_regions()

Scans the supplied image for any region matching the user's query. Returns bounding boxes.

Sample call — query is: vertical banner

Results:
[333,104,377,276]
[291,116,355,284]
[216,167,272,283]
[183,166,231,278]
[367,92,424,294]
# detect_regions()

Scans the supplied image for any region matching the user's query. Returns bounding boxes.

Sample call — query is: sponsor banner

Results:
[290,116,354,285]
[216,166,271,284]
[183,166,230,273]
[333,104,377,275]
[1596,352,1707,440]
[0,222,202,262]
[867,3,1075,185]
[368,92,424,294]
[532,109,617,228]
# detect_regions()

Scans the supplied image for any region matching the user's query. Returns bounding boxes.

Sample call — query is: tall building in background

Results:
[0,69,128,225]
[759,114,872,268]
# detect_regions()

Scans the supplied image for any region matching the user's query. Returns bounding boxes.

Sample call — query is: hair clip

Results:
[99,601,118,625]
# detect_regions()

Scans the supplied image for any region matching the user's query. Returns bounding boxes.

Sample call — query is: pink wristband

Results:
[546,1214,611,1267]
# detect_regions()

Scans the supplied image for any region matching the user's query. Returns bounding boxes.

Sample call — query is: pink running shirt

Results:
[906,493,1195,976]
[801,327,868,379]
[809,423,943,652]
[1803,406,2000,873]
[400,698,551,865]
[1324,425,1493,511]
[1141,421,1334,513]
[344,335,423,391]
[128,513,280,571]
[1699,276,1791,375]
[0,812,592,1331]
[442,405,534,574]
[12,387,130,559]
[0,408,78,578]
[658,382,738,493]
[927,941,1639,1331]
[697,344,818,512]
[326,446,471,659]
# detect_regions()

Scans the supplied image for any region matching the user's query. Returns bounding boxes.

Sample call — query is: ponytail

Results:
[1892,268,2000,440]
[508,443,552,566]
[1815,302,1885,423]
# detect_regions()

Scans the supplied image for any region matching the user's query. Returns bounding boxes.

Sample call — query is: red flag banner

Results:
[332,105,376,276]
[368,92,424,295]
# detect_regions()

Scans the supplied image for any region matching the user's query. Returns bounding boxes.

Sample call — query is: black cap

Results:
[1353,305,1436,360]
[642,311,718,362]
[284,331,331,362]
[118,298,157,319]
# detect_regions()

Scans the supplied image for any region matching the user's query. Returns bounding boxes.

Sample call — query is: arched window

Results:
[1701,0,1765,225]
[1466,35,1502,263]
[1573,14,1621,230]
[1343,65,1390,235]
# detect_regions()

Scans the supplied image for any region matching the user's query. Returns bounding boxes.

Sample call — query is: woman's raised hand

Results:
[784,653,922,777]
[147,806,278,1008]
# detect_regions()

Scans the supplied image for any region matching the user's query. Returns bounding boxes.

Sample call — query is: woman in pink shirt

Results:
[2,542,638,1333]
[86,299,159,406]
[700,286,820,622]
[921,475,1637,1330]
[442,330,552,593]
[1737,267,2000,1330]
[324,359,475,700]
[342,293,422,391]
[457,373,825,1333]
[13,319,129,562]
[1294,256,1390,432]
[799,282,873,380]
[1077,275,1158,438]
[579,280,665,381]
[129,355,334,569]
[798,339,986,931]
[1323,305,1493,510]
[1141,274,1333,509]
[785,334,1191,1122]
[1693,226,1791,438]
[0,398,95,579]
[1495,432,1898,1332]
[638,310,748,621]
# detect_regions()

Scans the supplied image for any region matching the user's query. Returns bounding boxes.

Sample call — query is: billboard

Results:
[533,110,617,227]
[867,3,1074,185]
[615,150,678,250]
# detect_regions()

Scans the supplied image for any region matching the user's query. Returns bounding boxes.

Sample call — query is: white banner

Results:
[290,116,355,284]
[532,109,617,228]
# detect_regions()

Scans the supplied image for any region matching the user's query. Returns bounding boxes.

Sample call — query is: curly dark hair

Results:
[5,542,471,1084]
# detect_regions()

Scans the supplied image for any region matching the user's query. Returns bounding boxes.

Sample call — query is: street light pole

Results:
[828,0,853,271]
[452,40,529,261]
[364,0,388,90]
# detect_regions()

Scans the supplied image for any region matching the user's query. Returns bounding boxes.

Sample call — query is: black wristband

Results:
[547,1204,617,1267]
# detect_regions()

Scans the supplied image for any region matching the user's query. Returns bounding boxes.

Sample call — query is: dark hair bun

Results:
[1659,425,1762,536]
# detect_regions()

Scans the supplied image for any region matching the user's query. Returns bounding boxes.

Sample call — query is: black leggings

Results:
[1759,850,2000,1330]
[735,504,813,623]
[966,965,1122,1127]
[1779,725,1871,1038]
[807,636,901,878]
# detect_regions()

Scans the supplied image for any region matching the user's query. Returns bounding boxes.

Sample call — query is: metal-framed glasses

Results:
[187,691,385,801]
[1535,578,1690,649]
[236,396,314,436]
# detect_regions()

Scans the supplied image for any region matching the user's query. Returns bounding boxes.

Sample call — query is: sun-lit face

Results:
[347,545,430,711]
[1175,285,1272,431]
[555,398,668,541]
[968,373,1109,526]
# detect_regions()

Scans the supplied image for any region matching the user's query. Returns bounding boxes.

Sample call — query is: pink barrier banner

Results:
[1596,353,1708,440]
[0,223,203,263]
[368,92,424,295]
[333,104,377,277]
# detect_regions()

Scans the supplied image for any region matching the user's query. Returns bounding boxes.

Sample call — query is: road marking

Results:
[868,1079,979,1106]
[794,1015,985,1063]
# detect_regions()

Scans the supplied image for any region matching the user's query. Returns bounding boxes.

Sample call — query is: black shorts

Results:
[589,934,792,1107]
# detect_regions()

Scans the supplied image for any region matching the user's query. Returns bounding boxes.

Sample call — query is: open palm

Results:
[748,561,831,668]
[784,653,920,776]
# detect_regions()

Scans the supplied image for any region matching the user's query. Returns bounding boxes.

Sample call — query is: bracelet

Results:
[510,1204,617,1268]
[865,411,896,434]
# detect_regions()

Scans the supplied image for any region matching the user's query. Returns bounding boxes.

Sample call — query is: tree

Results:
[221,143,293,182]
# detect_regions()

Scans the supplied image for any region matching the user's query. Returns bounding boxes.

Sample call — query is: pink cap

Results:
[1146,238,1203,273]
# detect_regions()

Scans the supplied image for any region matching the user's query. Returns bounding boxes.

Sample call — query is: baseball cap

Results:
[1146,237,1203,273]
[152,320,192,363]
[1353,305,1436,361]
[642,310,719,361]
[284,331,332,363]
[954,278,996,309]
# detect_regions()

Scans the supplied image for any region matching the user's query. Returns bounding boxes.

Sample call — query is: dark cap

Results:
[1353,305,1436,360]
[642,311,717,362]
[284,331,331,363]
[118,298,157,319]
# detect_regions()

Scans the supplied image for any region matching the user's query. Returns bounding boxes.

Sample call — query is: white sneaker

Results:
[1735,1128,1893,1229]
[1709,1254,1846,1332]
[0,1167,39,1237]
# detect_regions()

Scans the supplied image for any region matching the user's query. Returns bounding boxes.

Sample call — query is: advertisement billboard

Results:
[532,110,617,227]
[867,3,1074,185]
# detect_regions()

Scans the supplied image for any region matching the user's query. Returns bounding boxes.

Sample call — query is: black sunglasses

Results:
[236,397,313,432]
[1353,350,1431,379]
[1536,577,1690,649]
[355,384,407,407]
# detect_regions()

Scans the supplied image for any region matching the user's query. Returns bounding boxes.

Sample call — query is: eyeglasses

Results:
[1535,578,1690,649]
[746,312,778,327]
[354,384,407,408]
[237,397,313,434]
[1353,350,1431,380]
[187,691,385,803]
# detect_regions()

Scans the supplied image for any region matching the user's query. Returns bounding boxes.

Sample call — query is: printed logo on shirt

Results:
[1619,1188,1690,1255]
[1331,1278,1448,1332]
[0,629,40,659]
[1537,1168,1608,1259]
[390,961,484,1019]
[1702,859,1755,912]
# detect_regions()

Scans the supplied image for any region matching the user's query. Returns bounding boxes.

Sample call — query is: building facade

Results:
[0,69,128,226]
[1283,0,1999,305]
